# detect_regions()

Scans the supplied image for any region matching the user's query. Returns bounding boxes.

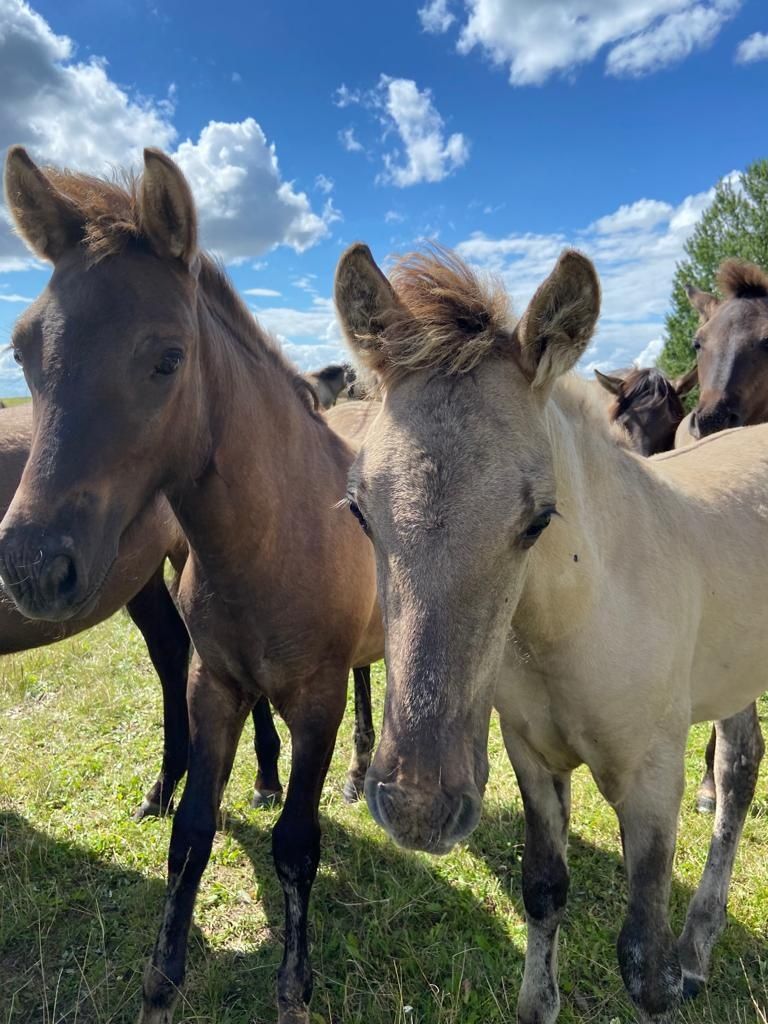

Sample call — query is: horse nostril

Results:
[452,792,481,839]
[40,553,78,603]
[726,410,741,428]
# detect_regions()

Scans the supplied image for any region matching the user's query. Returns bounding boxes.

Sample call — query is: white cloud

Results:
[0,292,33,303]
[243,287,281,297]
[174,119,338,261]
[449,0,741,85]
[251,295,347,371]
[315,173,334,194]
[293,275,318,293]
[419,0,455,33]
[231,71,242,83]
[334,84,362,108]
[385,210,406,223]
[0,0,334,269]
[735,31,768,64]
[606,1,739,77]
[339,126,365,152]
[377,76,469,187]
[590,198,675,234]
[634,337,664,367]
[457,178,725,369]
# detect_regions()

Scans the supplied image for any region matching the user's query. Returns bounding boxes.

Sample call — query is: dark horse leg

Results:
[140,658,251,1023]
[695,726,717,814]
[271,672,346,1023]
[695,701,761,815]
[679,704,764,995]
[342,665,375,804]
[252,694,284,808]
[127,566,192,822]
[140,659,346,1024]
[615,729,686,1022]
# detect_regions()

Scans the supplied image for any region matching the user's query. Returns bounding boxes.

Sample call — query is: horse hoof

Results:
[277,1003,309,1024]
[695,793,716,815]
[252,789,283,810]
[682,973,704,1001]
[133,798,173,823]
[342,778,363,804]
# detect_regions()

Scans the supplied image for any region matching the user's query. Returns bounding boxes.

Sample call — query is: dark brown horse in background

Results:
[0,145,382,1024]
[681,259,768,813]
[594,364,697,455]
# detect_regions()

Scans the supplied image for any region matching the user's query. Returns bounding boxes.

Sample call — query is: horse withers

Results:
[336,242,768,1023]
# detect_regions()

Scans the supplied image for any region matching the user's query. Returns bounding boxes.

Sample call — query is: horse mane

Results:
[44,168,143,263]
[716,259,768,300]
[42,166,319,417]
[379,245,515,377]
[612,367,684,420]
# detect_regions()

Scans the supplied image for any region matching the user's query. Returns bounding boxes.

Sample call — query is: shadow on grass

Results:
[0,808,523,1024]
[468,802,768,1022]
[0,804,764,1024]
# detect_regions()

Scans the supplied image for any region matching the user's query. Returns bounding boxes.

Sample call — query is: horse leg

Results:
[500,722,570,1024]
[139,657,249,1023]
[614,735,686,1022]
[127,567,192,822]
[679,703,764,995]
[272,674,346,1024]
[252,694,284,808]
[342,665,375,804]
[695,726,717,814]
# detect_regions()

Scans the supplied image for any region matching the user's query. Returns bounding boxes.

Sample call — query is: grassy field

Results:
[0,614,765,1024]
[0,398,30,408]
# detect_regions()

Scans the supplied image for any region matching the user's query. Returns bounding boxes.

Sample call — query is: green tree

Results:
[659,159,768,380]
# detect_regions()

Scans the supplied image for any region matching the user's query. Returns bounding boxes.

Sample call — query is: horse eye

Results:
[154,348,184,376]
[520,510,553,548]
[692,337,702,352]
[12,349,22,366]
[348,499,369,534]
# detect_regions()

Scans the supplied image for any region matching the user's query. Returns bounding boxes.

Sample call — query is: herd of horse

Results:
[0,143,766,1024]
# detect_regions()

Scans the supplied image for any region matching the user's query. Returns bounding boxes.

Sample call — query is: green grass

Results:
[0,397,30,407]
[0,616,765,1023]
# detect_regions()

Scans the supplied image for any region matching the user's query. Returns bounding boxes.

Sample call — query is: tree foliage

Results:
[659,159,768,380]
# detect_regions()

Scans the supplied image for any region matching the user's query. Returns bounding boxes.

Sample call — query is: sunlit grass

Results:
[0,613,765,1022]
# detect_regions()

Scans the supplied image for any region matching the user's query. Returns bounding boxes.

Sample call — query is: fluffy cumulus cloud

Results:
[0,0,334,269]
[419,0,456,33]
[377,76,469,187]
[173,120,339,262]
[735,31,768,64]
[335,74,468,186]
[457,180,726,370]
[425,0,741,85]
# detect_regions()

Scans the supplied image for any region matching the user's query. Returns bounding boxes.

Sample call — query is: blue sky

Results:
[1,0,767,394]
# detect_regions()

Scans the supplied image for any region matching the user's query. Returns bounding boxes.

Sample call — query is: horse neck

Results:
[515,379,678,644]
[171,290,353,589]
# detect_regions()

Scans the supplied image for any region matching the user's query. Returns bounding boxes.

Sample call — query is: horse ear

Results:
[684,283,718,323]
[515,249,600,391]
[140,148,198,264]
[673,363,698,397]
[4,146,84,262]
[594,368,624,395]
[335,243,407,374]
